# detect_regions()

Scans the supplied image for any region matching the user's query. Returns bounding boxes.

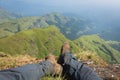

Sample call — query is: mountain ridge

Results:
[0,12,94,39]
[0,9,120,64]
[0,8,18,23]
[74,35,120,63]
[0,27,120,64]
[0,8,120,41]
[0,26,80,58]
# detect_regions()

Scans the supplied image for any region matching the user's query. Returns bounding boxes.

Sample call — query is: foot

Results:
[57,42,71,65]
[45,54,62,75]
[60,42,70,54]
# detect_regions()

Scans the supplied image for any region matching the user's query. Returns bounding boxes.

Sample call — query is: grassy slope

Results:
[0,26,80,58]
[106,40,120,52]
[74,35,120,63]
[75,51,108,67]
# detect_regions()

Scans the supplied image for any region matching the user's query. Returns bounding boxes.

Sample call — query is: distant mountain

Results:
[1,8,120,42]
[99,27,120,41]
[0,26,80,58]
[0,26,120,64]
[74,35,120,63]
[0,8,17,22]
[1,10,120,41]
[0,12,94,39]
[106,41,120,52]
[0,9,120,64]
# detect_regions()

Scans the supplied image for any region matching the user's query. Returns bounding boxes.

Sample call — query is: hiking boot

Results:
[45,54,62,75]
[60,42,70,54]
[57,42,71,65]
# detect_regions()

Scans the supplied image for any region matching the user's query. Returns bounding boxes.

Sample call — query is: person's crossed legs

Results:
[58,42,102,80]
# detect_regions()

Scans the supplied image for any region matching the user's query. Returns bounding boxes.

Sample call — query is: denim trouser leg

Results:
[0,60,54,80]
[58,53,102,80]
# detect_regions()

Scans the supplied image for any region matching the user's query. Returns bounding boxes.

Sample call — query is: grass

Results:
[41,75,63,80]
[0,26,80,58]
[0,29,120,64]
[75,51,108,67]
[0,53,64,80]
[0,54,39,70]
[74,35,120,63]
[106,40,120,52]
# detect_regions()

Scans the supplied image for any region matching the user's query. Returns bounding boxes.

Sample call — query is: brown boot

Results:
[60,42,70,54]
[45,54,62,75]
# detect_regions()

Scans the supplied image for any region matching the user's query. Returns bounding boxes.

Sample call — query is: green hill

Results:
[74,35,120,63]
[0,12,93,39]
[0,8,17,23]
[0,10,120,63]
[0,8,21,38]
[0,26,120,63]
[106,41,120,52]
[0,26,80,58]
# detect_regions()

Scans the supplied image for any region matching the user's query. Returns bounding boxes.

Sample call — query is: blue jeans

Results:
[58,53,102,80]
[0,53,102,80]
[0,60,54,80]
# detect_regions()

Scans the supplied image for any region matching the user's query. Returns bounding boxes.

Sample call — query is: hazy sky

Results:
[2,0,120,8]
[0,0,120,26]
[0,0,120,14]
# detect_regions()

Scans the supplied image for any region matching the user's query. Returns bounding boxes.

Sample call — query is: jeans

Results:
[0,53,102,80]
[58,53,102,80]
[0,60,54,80]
